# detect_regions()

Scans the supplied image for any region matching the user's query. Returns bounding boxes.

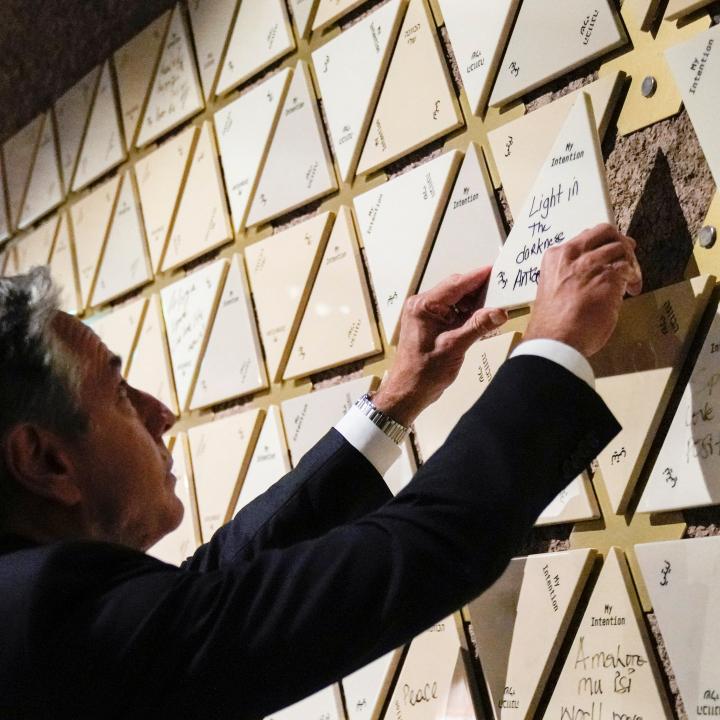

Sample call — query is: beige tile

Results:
[489,0,626,108]
[623,0,663,30]
[190,254,268,409]
[535,474,601,527]
[542,548,673,719]
[15,214,59,275]
[419,143,505,293]
[312,0,405,182]
[313,0,367,32]
[665,0,717,20]
[288,0,318,39]
[488,72,625,218]
[161,122,233,272]
[48,213,80,315]
[486,93,613,310]
[245,212,333,382]
[214,69,292,233]
[283,207,381,380]
[216,0,295,96]
[2,244,18,276]
[355,150,462,344]
[136,6,204,147]
[438,0,520,115]
[356,0,463,175]
[267,685,344,720]
[3,114,43,230]
[468,549,595,720]
[343,651,403,720]
[72,61,126,191]
[114,12,170,148]
[188,408,264,542]
[0,162,9,242]
[247,61,337,226]
[161,258,228,412]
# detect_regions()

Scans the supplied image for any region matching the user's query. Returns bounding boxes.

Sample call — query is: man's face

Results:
[54,312,180,550]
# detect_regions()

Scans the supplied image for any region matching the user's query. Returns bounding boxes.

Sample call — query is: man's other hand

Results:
[373,268,508,426]
[524,223,642,357]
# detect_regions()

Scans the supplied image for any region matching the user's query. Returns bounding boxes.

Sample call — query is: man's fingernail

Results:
[489,309,507,326]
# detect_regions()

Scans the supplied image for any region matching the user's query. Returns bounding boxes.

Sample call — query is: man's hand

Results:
[373,268,508,426]
[524,223,642,357]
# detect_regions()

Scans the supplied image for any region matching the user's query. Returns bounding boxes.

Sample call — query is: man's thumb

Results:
[443,307,508,354]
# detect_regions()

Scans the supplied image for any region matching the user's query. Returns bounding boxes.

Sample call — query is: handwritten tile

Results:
[636,536,720,720]
[486,93,613,310]
[468,549,595,719]
[190,254,268,409]
[288,0,318,39]
[114,12,170,147]
[542,547,672,719]
[3,114,43,230]
[343,651,403,720]
[245,212,333,382]
[311,0,405,182]
[160,122,232,272]
[247,62,337,226]
[489,0,626,108]
[356,0,463,175]
[214,69,291,233]
[72,61,126,191]
[188,408,264,542]
[665,0,717,21]
[438,0,520,115]
[14,214,58,275]
[283,207,381,381]
[136,5,204,147]
[536,474,600,526]
[48,213,80,315]
[161,258,228,412]
[354,150,462,344]
[216,0,295,96]
[313,0,367,32]
[266,685,344,720]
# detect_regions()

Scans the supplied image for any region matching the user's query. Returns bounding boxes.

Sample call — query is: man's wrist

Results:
[368,386,418,428]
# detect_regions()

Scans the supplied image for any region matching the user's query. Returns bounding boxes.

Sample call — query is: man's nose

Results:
[130,386,177,438]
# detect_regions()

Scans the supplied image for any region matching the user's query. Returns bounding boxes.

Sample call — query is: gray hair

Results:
[0,267,89,502]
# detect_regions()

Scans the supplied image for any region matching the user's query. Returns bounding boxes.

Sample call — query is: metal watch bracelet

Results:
[354,392,408,444]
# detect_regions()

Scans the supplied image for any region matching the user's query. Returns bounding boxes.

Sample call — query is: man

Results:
[0,224,641,718]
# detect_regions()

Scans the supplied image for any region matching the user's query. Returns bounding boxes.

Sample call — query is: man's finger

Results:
[438,306,508,355]
[568,224,626,255]
[423,267,492,308]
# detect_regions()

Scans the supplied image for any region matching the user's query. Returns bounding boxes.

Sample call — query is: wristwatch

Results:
[354,392,408,444]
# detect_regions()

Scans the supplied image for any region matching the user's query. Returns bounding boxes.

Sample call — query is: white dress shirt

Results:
[334,340,594,475]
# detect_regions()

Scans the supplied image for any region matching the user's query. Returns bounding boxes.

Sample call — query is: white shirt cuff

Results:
[510,338,595,388]
[335,404,403,476]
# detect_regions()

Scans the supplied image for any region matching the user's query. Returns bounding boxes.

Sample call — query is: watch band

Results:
[354,393,408,444]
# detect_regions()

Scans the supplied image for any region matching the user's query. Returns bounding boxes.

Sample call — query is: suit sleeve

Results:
[44,356,620,720]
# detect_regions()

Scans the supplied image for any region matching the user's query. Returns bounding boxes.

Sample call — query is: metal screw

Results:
[698,225,717,249]
[641,76,657,98]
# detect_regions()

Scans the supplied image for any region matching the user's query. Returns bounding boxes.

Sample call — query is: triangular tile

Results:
[312,0,405,183]
[14,214,59,275]
[438,0,520,115]
[135,125,197,273]
[419,144,505,293]
[247,62,337,226]
[136,5,204,147]
[3,115,44,230]
[19,112,63,229]
[266,685,344,720]
[0,246,10,276]
[636,536,720,719]
[356,0,463,176]
[147,433,201,565]
[624,0,663,31]
[216,0,295,96]
[288,0,318,39]
[54,67,100,192]
[70,174,120,308]
[160,122,233,272]
[234,406,291,512]
[467,549,595,720]
[312,0,366,32]
[638,305,720,513]
[488,72,625,217]
[127,294,179,413]
[86,295,148,376]
[283,207,381,380]
[48,213,80,314]
[665,0,717,21]
[343,651,403,720]
[489,0,626,108]
[542,547,673,719]
[72,61,126,191]
[160,258,228,412]
[592,276,713,514]
[214,68,292,233]
[2,245,18,276]
[0,162,10,242]
[535,473,601,526]
[190,254,268,410]
[354,150,461,344]
[665,24,720,186]
[114,11,170,147]
[486,93,613,310]
[245,211,334,382]
[187,0,238,100]
[188,408,264,541]
[91,172,152,307]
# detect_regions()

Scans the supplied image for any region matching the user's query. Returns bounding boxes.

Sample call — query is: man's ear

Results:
[3,424,82,506]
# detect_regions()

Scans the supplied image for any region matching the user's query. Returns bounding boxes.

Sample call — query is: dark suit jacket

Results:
[0,356,619,719]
